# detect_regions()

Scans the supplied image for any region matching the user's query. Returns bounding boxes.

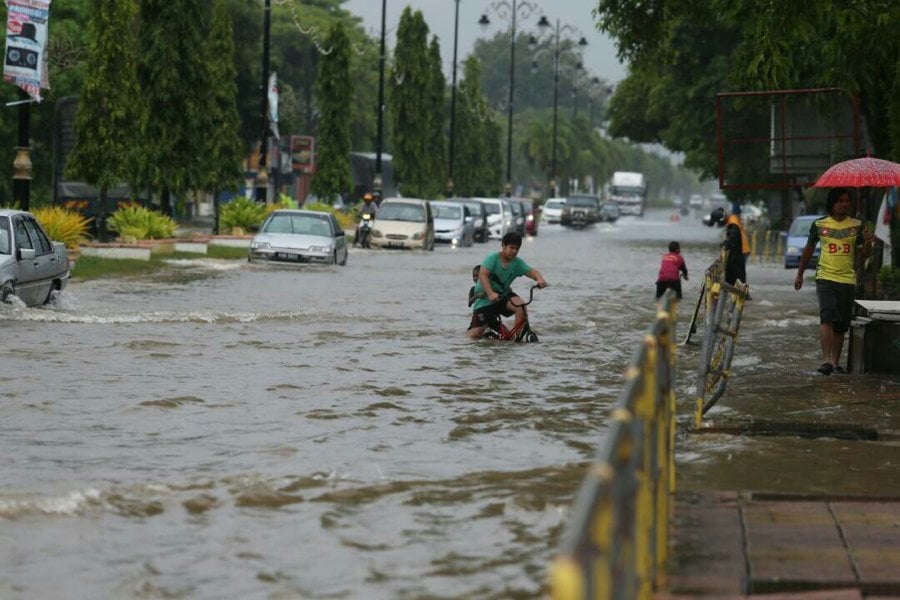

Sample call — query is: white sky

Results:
[342,0,628,86]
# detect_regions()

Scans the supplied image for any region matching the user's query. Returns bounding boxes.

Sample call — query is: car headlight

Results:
[372,229,383,238]
[308,245,332,253]
[412,231,424,240]
[787,246,798,254]
[250,241,270,250]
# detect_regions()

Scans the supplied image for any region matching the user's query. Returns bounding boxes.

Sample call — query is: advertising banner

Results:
[290,135,314,174]
[3,0,52,101]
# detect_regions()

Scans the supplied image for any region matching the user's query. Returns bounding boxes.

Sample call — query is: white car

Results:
[541,197,566,224]
[476,197,509,239]
[370,198,435,251]
[0,209,71,306]
[248,209,348,266]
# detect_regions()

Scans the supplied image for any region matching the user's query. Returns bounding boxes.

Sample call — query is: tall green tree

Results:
[310,21,353,202]
[137,0,213,216]
[65,0,141,238]
[389,8,434,198]
[203,0,244,233]
[452,57,501,196]
[425,37,447,195]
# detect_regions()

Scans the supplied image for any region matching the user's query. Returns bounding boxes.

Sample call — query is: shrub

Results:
[107,205,177,240]
[219,196,267,233]
[32,206,92,248]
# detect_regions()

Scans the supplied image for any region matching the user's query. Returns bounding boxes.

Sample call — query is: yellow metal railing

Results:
[749,229,785,264]
[550,292,678,600]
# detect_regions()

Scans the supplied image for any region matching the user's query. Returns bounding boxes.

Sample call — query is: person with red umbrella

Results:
[793,187,874,375]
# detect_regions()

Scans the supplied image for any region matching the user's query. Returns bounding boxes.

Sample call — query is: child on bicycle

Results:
[655,240,688,299]
[466,232,548,339]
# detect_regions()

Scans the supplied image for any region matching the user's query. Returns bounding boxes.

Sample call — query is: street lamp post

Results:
[536,16,586,197]
[255,0,272,204]
[373,0,387,198]
[479,0,537,197]
[447,0,461,194]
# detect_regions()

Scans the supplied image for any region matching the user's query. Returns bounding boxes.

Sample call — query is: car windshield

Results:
[482,203,500,215]
[377,203,426,222]
[789,217,819,236]
[434,205,462,220]
[545,201,564,210]
[0,219,9,254]
[566,196,599,208]
[262,213,332,237]
[463,203,482,215]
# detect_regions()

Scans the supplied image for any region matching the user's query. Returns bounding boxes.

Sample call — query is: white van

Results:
[476,197,509,240]
[370,198,435,251]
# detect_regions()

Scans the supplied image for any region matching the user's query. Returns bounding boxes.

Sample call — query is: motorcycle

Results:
[356,213,373,249]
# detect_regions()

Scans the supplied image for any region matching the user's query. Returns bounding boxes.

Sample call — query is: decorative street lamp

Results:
[478,0,538,196]
[373,0,387,199]
[535,15,586,197]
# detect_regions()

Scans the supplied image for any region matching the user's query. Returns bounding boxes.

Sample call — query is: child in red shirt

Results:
[656,241,688,299]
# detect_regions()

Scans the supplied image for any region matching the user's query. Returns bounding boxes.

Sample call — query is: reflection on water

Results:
[2,212,897,598]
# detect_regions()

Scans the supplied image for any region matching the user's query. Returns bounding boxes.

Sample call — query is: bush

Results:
[219,197,267,234]
[32,206,92,248]
[877,266,899,298]
[107,205,177,240]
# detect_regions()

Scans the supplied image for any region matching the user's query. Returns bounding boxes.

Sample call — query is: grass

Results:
[71,245,248,280]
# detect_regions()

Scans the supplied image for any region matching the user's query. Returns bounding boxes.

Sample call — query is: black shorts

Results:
[656,280,683,299]
[468,298,515,330]
[815,279,855,333]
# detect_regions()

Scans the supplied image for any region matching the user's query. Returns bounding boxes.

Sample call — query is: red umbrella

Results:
[813,156,900,188]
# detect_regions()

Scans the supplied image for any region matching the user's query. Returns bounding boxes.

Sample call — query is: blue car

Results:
[784,214,824,269]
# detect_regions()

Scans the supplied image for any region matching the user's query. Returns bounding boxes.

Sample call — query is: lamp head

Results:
[478,14,490,29]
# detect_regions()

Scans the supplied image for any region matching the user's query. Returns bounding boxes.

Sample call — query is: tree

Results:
[452,57,502,196]
[389,8,435,198]
[137,0,214,216]
[425,37,447,195]
[65,0,141,240]
[310,22,353,203]
[203,0,244,234]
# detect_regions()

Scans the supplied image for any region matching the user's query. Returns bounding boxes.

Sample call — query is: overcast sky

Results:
[342,0,628,86]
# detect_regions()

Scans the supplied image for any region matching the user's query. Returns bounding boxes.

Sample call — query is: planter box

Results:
[80,246,151,261]
[174,242,208,254]
[209,237,251,248]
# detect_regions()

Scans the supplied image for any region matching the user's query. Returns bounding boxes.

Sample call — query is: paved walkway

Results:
[659,490,900,599]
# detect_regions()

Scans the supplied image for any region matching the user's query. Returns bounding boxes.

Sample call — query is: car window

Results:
[789,217,818,236]
[14,218,33,250]
[566,196,599,208]
[0,219,9,254]
[24,218,53,254]
[545,201,564,210]
[434,205,462,219]
[378,203,425,222]
[263,213,332,236]
[482,202,499,215]
[464,203,483,216]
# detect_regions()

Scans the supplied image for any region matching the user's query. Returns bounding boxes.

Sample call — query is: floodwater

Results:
[2,209,898,599]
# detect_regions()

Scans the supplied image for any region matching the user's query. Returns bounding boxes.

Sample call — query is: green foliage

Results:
[219,197,267,233]
[452,57,502,196]
[310,22,354,201]
[32,206,93,249]
[107,205,177,240]
[65,0,142,193]
[878,266,900,298]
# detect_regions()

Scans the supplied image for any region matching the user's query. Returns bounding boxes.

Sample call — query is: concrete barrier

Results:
[80,246,151,261]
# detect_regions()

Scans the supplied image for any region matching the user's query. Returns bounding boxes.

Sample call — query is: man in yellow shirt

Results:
[794,188,873,375]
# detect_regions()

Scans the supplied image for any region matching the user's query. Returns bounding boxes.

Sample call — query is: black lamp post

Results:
[373,0,387,198]
[536,16,586,197]
[479,0,537,197]
[255,0,271,204]
[447,0,461,194]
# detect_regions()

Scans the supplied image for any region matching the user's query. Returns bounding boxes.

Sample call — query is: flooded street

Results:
[2,209,898,598]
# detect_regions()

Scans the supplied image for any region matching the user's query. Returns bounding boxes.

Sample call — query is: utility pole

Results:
[255,0,271,204]
[373,0,387,198]
[12,89,32,211]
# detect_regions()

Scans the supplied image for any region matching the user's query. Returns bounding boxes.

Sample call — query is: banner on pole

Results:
[3,0,52,102]
[267,71,279,140]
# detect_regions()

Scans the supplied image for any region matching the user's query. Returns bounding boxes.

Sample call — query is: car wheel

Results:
[1,281,15,304]
[339,250,347,266]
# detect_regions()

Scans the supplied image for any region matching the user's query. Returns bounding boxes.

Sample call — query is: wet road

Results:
[2,209,897,598]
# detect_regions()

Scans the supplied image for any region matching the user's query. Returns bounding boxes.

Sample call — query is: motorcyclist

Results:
[354,193,378,247]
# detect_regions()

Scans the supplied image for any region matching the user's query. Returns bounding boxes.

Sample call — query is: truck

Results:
[607,171,648,217]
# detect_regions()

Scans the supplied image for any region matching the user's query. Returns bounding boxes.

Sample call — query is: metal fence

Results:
[549,291,678,600]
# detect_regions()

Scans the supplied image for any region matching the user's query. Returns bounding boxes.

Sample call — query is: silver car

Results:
[431,200,475,246]
[248,209,348,266]
[0,208,71,306]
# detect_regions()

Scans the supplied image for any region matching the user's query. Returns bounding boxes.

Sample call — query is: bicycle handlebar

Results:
[509,284,541,307]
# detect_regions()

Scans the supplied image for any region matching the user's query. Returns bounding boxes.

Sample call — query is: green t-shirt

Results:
[472,252,532,310]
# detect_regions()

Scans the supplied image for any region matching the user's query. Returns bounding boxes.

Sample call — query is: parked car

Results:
[477,197,510,240]
[784,214,823,269]
[370,198,435,251]
[541,198,566,224]
[431,200,475,246]
[249,209,348,266]
[517,198,540,236]
[598,201,621,223]
[508,198,526,235]
[689,194,704,209]
[561,194,601,228]
[445,197,488,242]
[0,209,71,307]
